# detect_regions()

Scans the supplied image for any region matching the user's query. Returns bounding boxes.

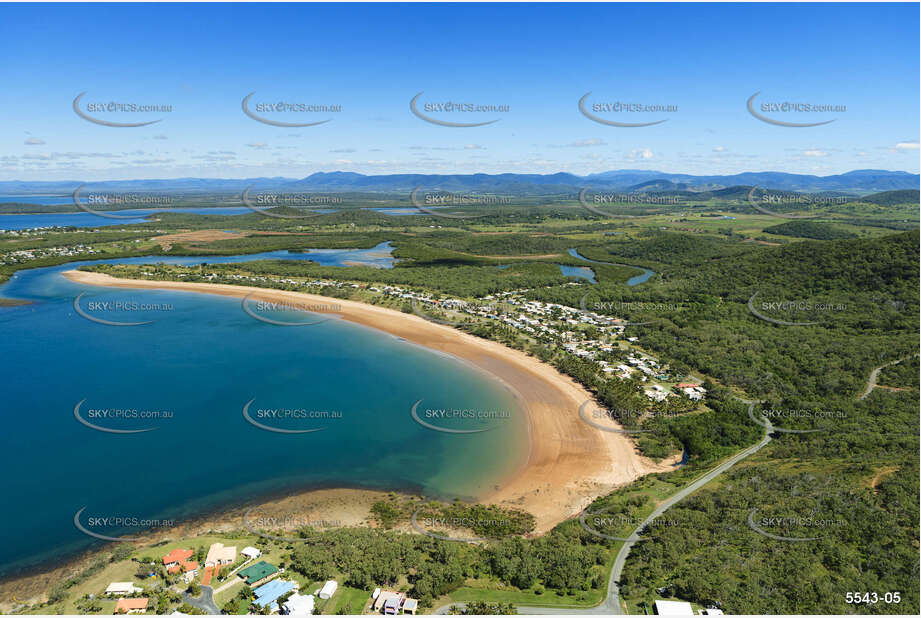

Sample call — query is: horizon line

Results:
[1,167,918,185]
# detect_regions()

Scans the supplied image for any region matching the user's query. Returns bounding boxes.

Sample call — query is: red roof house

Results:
[162,548,194,568]
[115,597,148,614]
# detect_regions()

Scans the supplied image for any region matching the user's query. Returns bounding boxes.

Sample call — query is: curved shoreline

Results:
[0,269,674,606]
[63,269,670,531]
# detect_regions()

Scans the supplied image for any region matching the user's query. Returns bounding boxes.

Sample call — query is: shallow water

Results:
[0,245,526,577]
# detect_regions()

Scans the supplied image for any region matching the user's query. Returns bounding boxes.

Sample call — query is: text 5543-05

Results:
[845,592,900,604]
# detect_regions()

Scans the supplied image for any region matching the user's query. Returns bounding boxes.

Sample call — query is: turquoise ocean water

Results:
[0,245,526,577]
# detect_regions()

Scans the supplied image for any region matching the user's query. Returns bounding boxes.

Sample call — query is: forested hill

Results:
[691,229,917,300]
[762,220,857,240]
[557,231,918,399]
[544,231,920,614]
[860,189,920,205]
[2,169,917,197]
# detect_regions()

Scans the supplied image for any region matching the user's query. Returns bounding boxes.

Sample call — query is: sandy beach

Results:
[0,270,674,607]
[64,269,670,532]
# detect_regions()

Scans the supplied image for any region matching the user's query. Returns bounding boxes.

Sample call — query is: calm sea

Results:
[0,206,253,230]
[0,245,526,577]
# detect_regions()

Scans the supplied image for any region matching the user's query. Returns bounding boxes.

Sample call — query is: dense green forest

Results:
[6,193,917,614]
[282,520,614,608]
[764,220,858,240]
[544,231,919,614]
[859,189,921,206]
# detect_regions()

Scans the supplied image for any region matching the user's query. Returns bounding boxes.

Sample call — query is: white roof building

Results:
[318,580,338,599]
[241,546,261,559]
[105,582,142,595]
[205,542,237,566]
[655,600,695,615]
[282,592,315,615]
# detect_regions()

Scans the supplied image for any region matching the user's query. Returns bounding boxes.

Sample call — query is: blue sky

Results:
[0,2,918,180]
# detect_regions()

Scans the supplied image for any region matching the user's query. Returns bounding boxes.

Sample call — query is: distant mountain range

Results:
[1,169,917,197]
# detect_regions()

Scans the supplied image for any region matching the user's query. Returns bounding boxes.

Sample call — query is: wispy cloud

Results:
[803,149,828,157]
[568,138,606,147]
[551,138,607,148]
[628,148,654,160]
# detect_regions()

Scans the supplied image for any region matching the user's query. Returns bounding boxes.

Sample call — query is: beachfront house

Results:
[115,598,149,614]
[105,582,143,596]
[281,592,315,616]
[252,579,298,612]
[162,550,198,576]
[162,548,194,571]
[318,580,338,599]
[238,560,279,587]
[205,542,237,567]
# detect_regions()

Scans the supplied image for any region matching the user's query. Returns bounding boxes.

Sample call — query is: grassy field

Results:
[314,585,371,614]
[439,582,605,610]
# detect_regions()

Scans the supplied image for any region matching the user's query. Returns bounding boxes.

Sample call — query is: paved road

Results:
[857,357,910,401]
[510,400,773,616]
[182,585,219,615]
[433,401,772,616]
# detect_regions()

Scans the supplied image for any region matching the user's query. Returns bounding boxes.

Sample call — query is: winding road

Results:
[436,401,773,616]
[857,357,911,401]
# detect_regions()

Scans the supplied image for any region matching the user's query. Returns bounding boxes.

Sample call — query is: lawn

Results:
[315,585,371,615]
[58,559,147,614]
[440,583,604,610]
